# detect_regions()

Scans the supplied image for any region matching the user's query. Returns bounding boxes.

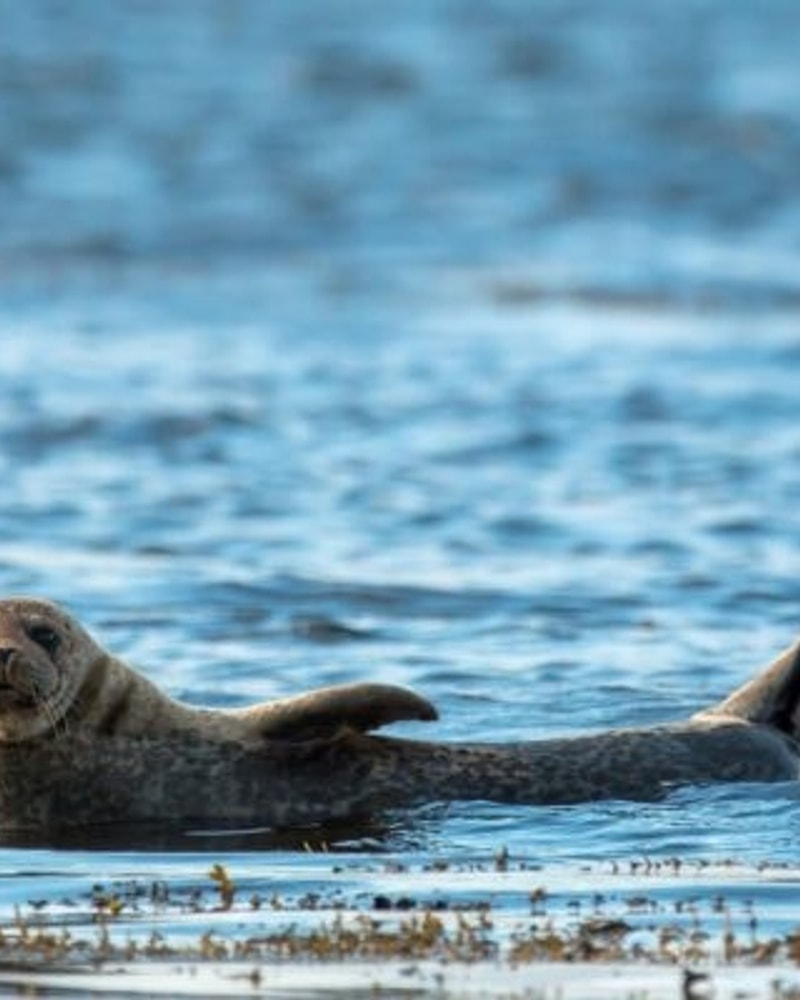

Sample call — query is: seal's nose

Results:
[0,646,19,667]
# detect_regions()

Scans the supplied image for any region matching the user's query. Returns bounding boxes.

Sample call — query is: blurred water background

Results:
[1,0,800,994]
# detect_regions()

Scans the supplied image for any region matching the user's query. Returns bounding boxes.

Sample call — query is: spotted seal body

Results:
[0,598,798,831]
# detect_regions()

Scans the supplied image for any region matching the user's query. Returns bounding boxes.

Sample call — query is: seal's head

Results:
[0,598,103,743]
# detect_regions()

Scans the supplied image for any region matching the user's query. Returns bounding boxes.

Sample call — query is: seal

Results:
[0,597,798,831]
[0,597,437,746]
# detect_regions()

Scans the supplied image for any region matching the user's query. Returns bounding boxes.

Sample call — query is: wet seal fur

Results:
[0,597,798,831]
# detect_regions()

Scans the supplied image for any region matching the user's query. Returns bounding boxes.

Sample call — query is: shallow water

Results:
[2,0,800,994]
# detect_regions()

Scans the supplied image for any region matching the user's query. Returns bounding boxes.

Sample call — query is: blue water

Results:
[2,0,800,991]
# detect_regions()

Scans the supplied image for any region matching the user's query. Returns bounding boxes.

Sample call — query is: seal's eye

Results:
[26,625,60,657]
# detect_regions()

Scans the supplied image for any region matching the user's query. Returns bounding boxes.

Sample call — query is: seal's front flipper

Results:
[240,683,438,742]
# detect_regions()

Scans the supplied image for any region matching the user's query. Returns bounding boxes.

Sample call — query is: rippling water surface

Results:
[2,1,800,995]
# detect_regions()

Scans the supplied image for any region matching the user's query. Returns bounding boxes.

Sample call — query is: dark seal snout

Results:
[0,645,49,702]
[0,646,23,668]
[0,645,25,682]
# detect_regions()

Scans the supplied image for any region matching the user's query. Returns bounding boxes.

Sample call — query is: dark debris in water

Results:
[4,859,800,974]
